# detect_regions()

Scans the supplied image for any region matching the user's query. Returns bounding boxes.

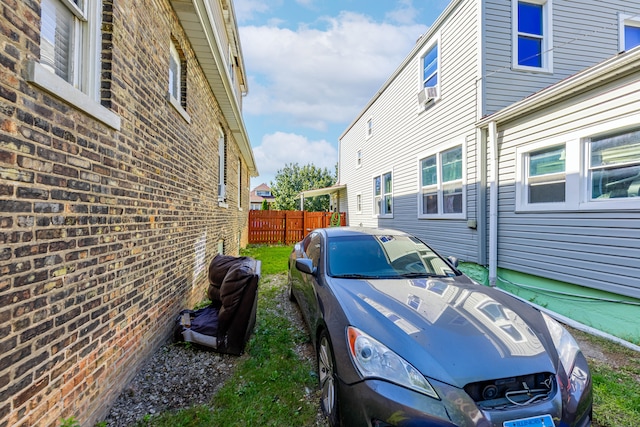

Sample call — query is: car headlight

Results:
[347,326,439,399]
[541,312,581,376]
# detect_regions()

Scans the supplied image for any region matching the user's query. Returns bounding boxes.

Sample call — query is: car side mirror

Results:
[447,256,458,268]
[296,258,316,275]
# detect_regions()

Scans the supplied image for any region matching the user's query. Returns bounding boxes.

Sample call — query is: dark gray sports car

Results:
[287,227,592,427]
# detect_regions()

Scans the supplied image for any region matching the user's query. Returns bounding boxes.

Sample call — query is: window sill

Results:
[218,201,229,208]
[418,213,466,220]
[27,61,121,130]
[511,64,553,74]
[167,93,191,123]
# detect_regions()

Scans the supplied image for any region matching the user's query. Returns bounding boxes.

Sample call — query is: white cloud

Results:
[251,132,338,187]
[240,12,427,128]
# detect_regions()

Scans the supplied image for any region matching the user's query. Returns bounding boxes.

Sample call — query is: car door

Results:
[296,232,322,328]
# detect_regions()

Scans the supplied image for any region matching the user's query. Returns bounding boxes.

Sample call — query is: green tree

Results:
[261,199,269,210]
[271,163,336,211]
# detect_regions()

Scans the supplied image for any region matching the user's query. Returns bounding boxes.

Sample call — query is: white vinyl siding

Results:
[339,0,480,262]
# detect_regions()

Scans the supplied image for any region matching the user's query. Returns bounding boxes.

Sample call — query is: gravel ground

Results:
[102,275,324,427]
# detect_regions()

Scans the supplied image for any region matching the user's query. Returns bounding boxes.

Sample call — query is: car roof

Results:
[316,226,410,239]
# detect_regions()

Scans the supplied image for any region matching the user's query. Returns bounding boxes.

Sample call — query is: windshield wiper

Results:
[397,272,439,278]
[332,273,382,279]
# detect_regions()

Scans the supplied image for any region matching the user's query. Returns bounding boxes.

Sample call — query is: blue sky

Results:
[234,0,451,188]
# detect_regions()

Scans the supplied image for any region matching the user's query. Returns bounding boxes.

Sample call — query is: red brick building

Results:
[0,0,257,425]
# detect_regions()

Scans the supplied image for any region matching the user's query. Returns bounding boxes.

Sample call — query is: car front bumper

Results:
[336,365,592,427]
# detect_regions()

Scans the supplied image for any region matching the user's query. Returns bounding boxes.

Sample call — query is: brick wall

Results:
[0,1,252,426]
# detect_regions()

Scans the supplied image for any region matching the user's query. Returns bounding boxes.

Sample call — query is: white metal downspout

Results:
[488,121,498,287]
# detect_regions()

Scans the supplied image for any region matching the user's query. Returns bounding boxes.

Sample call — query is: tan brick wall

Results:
[0,1,252,426]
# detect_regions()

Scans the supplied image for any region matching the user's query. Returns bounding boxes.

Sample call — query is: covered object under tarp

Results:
[176,254,261,355]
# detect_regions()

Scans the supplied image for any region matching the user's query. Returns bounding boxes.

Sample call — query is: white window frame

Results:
[167,40,190,122]
[356,194,362,213]
[416,34,441,110]
[373,171,393,218]
[619,13,640,52]
[356,149,362,168]
[416,140,466,219]
[218,130,228,206]
[515,115,640,212]
[366,117,373,139]
[512,0,553,73]
[29,0,120,129]
[237,156,242,210]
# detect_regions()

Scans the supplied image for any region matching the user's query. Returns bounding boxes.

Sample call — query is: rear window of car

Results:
[327,234,457,278]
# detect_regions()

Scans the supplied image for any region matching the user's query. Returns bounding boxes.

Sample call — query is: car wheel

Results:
[287,275,295,302]
[317,330,339,426]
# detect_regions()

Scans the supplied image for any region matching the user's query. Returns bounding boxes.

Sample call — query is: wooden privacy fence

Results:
[248,210,346,244]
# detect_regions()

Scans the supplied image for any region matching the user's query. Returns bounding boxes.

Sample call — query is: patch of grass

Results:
[133,248,320,427]
[240,244,292,275]
[207,281,319,426]
[569,328,640,427]
[591,362,640,427]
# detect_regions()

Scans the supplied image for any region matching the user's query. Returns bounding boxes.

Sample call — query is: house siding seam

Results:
[0,1,253,426]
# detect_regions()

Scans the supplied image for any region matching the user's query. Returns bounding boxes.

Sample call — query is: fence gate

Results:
[248,210,346,244]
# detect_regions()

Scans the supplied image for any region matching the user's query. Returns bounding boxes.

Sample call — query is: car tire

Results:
[317,330,339,426]
[287,275,296,302]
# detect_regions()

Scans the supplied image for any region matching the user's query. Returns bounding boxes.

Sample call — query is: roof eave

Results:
[170,0,258,176]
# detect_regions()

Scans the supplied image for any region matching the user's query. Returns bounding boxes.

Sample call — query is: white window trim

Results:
[356,149,362,169]
[218,130,228,207]
[416,139,466,219]
[416,33,441,112]
[356,193,362,214]
[619,13,640,52]
[237,157,243,210]
[511,0,554,74]
[515,114,640,212]
[372,170,393,219]
[168,41,191,123]
[30,0,120,130]
[365,117,373,139]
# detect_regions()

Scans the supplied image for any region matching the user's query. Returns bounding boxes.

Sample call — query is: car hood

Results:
[329,275,558,387]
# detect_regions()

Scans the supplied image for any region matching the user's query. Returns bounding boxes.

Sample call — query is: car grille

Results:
[464,373,556,410]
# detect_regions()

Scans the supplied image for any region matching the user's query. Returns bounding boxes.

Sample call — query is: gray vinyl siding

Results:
[483,0,640,116]
[494,74,640,299]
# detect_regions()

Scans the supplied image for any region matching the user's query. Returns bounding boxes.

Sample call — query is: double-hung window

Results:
[620,14,640,51]
[422,44,438,90]
[366,118,373,138]
[168,40,190,122]
[418,145,464,217]
[526,145,566,203]
[33,0,119,129]
[417,40,439,106]
[356,149,362,168]
[588,128,640,201]
[513,0,552,72]
[218,130,227,204]
[373,172,393,217]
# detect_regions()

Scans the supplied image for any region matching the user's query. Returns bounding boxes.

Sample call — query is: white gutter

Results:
[488,121,498,287]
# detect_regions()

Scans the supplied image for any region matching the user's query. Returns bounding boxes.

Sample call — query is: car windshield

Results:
[327,234,458,278]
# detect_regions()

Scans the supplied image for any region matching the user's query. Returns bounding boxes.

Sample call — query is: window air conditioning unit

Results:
[417,86,438,105]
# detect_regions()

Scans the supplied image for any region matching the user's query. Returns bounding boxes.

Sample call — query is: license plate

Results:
[504,415,554,427]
